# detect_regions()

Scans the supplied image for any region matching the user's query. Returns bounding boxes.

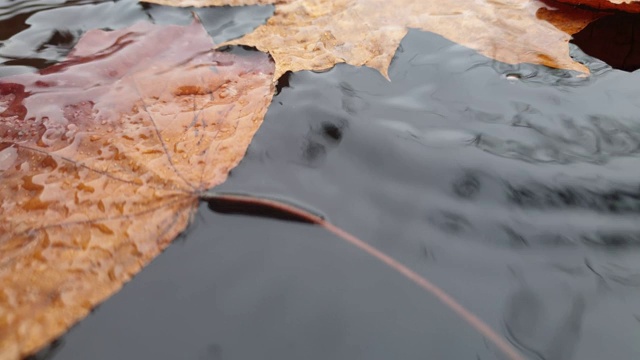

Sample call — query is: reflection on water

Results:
[505,273,586,360]
[0,0,273,76]
[571,13,640,72]
[2,1,640,360]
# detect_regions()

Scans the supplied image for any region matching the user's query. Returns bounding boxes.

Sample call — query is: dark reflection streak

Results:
[583,233,640,248]
[0,0,101,20]
[39,34,136,75]
[399,131,478,152]
[507,184,640,214]
[503,282,547,360]
[624,27,635,71]
[421,243,436,262]
[504,267,587,360]
[0,11,31,41]
[138,2,155,23]
[571,13,640,72]
[203,191,327,223]
[337,80,377,97]
[545,296,585,360]
[275,70,291,95]
[36,29,77,53]
[321,121,343,142]
[502,227,529,247]
[453,172,481,199]
[1,57,55,71]
[504,320,546,360]
[550,264,583,276]
[24,338,63,360]
[584,258,608,287]
[206,195,318,224]
[295,109,348,167]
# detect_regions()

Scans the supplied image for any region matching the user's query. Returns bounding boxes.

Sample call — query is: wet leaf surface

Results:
[148,0,604,78]
[0,20,275,359]
[32,26,640,359]
[3,1,640,360]
[144,0,276,6]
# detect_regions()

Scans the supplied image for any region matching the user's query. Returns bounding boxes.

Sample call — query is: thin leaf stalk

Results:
[202,191,526,360]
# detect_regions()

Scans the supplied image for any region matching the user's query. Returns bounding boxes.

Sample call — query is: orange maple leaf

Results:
[144,0,606,79]
[0,20,275,359]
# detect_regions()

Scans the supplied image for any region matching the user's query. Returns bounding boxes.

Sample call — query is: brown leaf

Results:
[145,0,604,79]
[0,20,275,359]
[554,0,640,12]
[144,0,278,6]
[535,1,607,35]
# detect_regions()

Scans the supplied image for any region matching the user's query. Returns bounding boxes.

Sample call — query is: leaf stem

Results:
[201,191,526,360]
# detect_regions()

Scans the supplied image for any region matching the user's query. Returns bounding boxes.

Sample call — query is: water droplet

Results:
[0,145,18,171]
[91,223,114,235]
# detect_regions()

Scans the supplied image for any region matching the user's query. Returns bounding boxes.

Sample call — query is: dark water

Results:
[2,1,640,359]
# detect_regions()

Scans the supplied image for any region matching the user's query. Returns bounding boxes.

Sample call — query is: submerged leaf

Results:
[145,0,604,79]
[0,20,275,359]
[145,0,277,5]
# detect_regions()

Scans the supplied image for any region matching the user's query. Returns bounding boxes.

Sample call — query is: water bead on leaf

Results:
[0,20,275,359]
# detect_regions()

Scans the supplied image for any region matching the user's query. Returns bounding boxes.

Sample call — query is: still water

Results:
[2,1,640,359]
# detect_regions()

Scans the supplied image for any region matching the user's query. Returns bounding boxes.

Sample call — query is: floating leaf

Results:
[554,0,640,12]
[0,20,275,359]
[144,0,604,79]
[146,0,276,5]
